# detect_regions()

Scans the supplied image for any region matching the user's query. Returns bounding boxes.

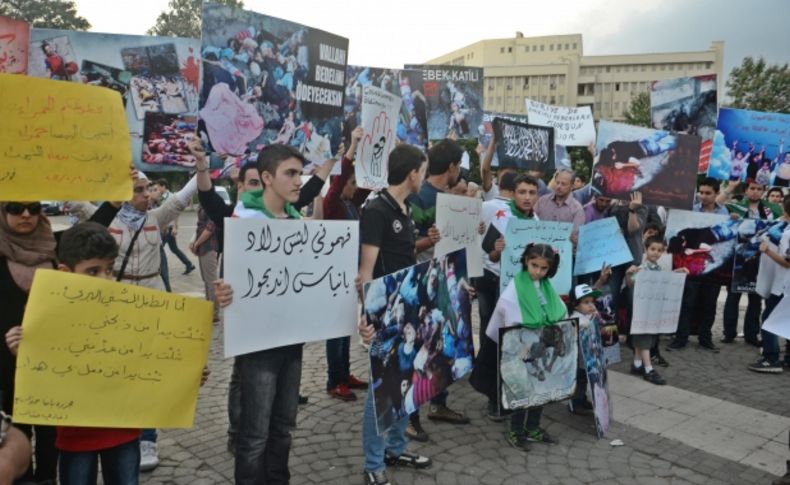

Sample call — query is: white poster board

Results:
[223,218,359,357]
[434,193,483,277]
[526,98,596,146]
[762,295,790,340]
[630,270,686,334]
[356,85,402,190]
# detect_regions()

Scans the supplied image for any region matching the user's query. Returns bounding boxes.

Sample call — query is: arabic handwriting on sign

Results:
[242,266,351,299]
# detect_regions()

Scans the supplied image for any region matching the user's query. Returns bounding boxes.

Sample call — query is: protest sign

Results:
[650,75,717,173]
[345,66,426,147]
[201,3,348,168]
[592,120,700,209]
[0,73,132,201]
[630,270,686,334]
[762,295,790,341]
[478,111,529,167]
[404,65,483,140]
[574,217,633,276]
[578,317,612,439]
[223,218,358,357]
[13,270,212,428]
[498,319,578,411]
[0,15,28,74]
[707,108,790,185]
[364,249,473,434]
[500,219,572,294]
[665,209,737,285]
[492,117,554,171]
[435,193,483,277]
[526,99,595,146]
[355,85,402,190]
[28,28,201,172]
[732,219,787,293]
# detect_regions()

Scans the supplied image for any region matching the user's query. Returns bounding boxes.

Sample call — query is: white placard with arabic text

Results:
[223,218,359,357]
[630,270,686,335]
[434,193,483,277]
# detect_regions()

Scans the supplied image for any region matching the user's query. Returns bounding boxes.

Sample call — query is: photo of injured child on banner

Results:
[364,249,474,434]
[498,319,578,412]
[592,121,701,209]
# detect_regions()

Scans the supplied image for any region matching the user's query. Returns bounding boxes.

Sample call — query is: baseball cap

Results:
[572,284,601,303]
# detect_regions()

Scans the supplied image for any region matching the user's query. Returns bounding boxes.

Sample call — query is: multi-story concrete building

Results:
[425,33,724,121]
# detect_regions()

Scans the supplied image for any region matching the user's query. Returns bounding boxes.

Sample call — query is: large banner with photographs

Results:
[478,111,529,167]
[526,98,595,147]
[28,28,201,172]
[732,219,787,293]
[364,249,474,434]
[0,15,29,74]
[403,65,483,140]
[498,319,578,411]
[201,3,348,169]
[592,120,700,209]
[665,209,737,285]
[492,117,554,171]
[344,66,427,147]
[650,75,717,174]
[578,318,612,439]
[707,108,790,185]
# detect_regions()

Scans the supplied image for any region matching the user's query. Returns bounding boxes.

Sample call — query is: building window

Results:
[525,46,529,52]
[577,84,585,96]
[550,96,556,104]
[572,42,577,49]
[615,82,620,91]
[471,52,474,58]
[660,65,666,71]
[594,102,601,112]
[668,64,674,71]
[641,65,646,72]
[540,45,544,52]
[603,102,610,112]
[706,62,712,69]
[564,43,569,50]
[624,65,630,72]
[559,76,565,86]
[615,66,621,73]
[603,83,610,92]
[651,65,656,71]
[532,45,537,52]
[606,66,610,73]
[508,46,512,53]
[549,44,554,51]
[496,96,502,105]
[507,83,512,90]
[523,77,530,88]
[497,78,503,86]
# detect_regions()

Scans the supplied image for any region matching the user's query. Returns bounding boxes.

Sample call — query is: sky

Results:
[72,0,789,82]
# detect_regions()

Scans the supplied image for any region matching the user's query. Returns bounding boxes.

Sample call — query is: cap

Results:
[572,284,601,303]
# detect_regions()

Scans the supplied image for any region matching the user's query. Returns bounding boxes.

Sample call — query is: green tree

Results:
[148,0,244,38]
[623,91,652,128]
[726,57,790,114]
[567,146,593,182]
[0,0,90,30]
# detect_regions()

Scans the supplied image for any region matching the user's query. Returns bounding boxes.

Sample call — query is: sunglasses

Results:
[4,202,42,216]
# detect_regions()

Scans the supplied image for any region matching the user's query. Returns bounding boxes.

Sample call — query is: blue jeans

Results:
[362,388,408,473]
[161,228,193,270]
[761,294,783,363]
[723,287,761,341]
[235,345,302,485]
[59,438,140,485]
[326,336,350,389]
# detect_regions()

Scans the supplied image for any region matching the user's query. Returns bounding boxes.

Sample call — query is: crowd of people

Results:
[1,123,789,485]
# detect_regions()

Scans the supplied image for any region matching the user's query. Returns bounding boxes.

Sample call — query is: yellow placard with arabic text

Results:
[13,270,212,428]
[0,73,132,201]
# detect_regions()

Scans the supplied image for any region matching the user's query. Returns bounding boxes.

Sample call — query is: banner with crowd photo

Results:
[223,218,359,357]
[403,64,483,141]
[364,249,474,434]
[578,318,612,439]
[478,111,529,167]
[498,319,578,412]
[201,3,348,172]
[592,121,700,209]
[707,108,790,186]
[344,66,427,148]
[500,219,573,295]
[526,98,595,147]
[593,296,621,366]
[352,85,402,190]
[0,15,28,74]
[732,219,787,294]
[650,75,717,174]
[27,28,202,172]
[492,117,554,171]
[665,209,737,285]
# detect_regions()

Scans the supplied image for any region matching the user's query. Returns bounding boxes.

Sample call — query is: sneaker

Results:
[698,341,720,353]
[384,451,432,469]
[487,401,506,422]
[140,440,159,472]
[363,470,391,485]
[665,340,686,351]
[327,383,356,401]
[427,405,470,424]
[525,427,558,445]
[643,369,667,385]
[183,264,196,275]
[505,431,531,452]
[346,374,369,389]
[630,364,644,376]
[298,394,309,405]
[405,422,429,442]
[748,358,783,374]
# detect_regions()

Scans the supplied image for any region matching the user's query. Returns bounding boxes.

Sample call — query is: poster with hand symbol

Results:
[356,85,402,190]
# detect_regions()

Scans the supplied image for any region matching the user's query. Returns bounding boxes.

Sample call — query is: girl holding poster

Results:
[486,244,565,452]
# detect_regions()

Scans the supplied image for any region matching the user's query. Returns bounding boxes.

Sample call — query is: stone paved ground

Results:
[139,213,789,484]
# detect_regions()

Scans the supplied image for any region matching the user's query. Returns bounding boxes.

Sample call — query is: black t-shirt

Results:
[360,190,416,279]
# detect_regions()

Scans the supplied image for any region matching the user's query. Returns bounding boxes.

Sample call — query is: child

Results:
[625,236,688,385]
[4,222,225,485]
[568,283,602,416]
[486,244,565,452]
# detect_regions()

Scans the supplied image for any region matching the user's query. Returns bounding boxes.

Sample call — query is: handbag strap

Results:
[116,224,145,282]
